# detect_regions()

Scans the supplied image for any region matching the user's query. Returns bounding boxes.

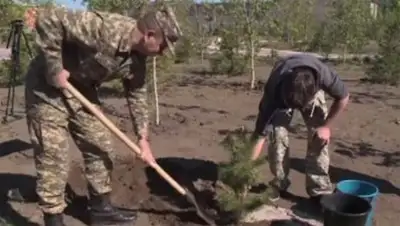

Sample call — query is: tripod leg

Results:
[2,27,15,123]
[11,24,22,117]
[2,24,21,123]
[2,79,12,123]
[10,75,16,115]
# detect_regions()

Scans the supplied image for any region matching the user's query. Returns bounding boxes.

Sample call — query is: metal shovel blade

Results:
[184,188,217,226]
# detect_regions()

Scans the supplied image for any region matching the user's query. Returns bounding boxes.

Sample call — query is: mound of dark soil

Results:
[65,157,270,226]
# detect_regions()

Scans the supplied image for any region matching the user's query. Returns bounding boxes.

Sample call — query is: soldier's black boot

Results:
[43,213,66,226]
[89,193,137,226]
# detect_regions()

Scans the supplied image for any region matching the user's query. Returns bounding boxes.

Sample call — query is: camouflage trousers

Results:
[25,72,114,214]
[267,90,333,197]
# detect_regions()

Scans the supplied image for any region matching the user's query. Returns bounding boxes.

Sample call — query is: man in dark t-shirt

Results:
[251,54,350,203]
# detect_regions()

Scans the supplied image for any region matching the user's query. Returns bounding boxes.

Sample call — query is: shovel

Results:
[64,82,216,226]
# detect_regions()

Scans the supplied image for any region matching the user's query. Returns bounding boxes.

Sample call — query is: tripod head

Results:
[11,19,24,27]
[6,19,25,49]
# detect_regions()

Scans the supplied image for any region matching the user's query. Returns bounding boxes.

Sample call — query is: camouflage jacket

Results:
[34,7,149,139]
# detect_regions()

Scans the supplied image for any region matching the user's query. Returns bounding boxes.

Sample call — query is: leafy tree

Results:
[209,0,249,77]
[241,0,274,89]
[210,26,248,76]
[326,0,372,62]
[366,6,400,85]
[0,0,45,86]
[0,0,32,40]
[307,21,337,57]
[81,0,148,15]
[209,0,275,88]
[167,0,194,64]
[272,0,318,51]
[189,1,216,64]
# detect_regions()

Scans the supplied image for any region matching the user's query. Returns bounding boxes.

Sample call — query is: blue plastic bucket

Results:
[336,180,379,226]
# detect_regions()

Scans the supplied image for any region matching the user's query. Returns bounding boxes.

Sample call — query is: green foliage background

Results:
[366,4,400,85]
[0,0,400,223]
[0,1,39,86]
[2,0,400,87]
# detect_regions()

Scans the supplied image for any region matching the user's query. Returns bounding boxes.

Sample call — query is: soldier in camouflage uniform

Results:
[24,5,181,226]
[250,54,350,204]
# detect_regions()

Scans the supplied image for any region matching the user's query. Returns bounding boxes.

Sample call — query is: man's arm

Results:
[122,57,149,141]
[320,67,350,127]
[251,94,277,160]
[34,7,103,87]
[323,93,349,128]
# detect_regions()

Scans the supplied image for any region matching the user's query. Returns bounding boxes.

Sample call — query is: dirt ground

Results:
[0,61,398,226]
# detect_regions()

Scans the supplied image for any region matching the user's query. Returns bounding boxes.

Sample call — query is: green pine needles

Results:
[215,127,271,222]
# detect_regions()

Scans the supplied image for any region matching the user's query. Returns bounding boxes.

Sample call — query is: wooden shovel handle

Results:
[64,82,187,195]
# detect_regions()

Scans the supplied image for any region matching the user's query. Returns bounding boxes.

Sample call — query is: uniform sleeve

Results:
[254,94,277,137]
[35,7,104,87]
[320,66,349,100]
[122,56,149,140]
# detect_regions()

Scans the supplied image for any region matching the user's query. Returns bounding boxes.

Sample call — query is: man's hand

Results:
[53,69,70,88]
[138,139,156,163]
[251,137,267,160]
[315,126,331,144]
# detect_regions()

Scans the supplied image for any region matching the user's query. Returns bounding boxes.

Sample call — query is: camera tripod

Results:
[2,19,33,124]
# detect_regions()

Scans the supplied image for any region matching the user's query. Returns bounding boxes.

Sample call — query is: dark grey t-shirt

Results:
[254,54,349,136]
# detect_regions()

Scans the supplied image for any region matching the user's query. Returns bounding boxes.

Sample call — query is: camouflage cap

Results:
[154,5,183,57]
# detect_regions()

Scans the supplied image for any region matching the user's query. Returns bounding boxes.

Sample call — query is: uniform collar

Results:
[117,22,137,54]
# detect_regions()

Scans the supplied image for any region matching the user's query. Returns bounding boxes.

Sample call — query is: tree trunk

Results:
[195,3,204,65]
[152,57,160,125]
[244,0,256,90]
[250,38,256,90]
